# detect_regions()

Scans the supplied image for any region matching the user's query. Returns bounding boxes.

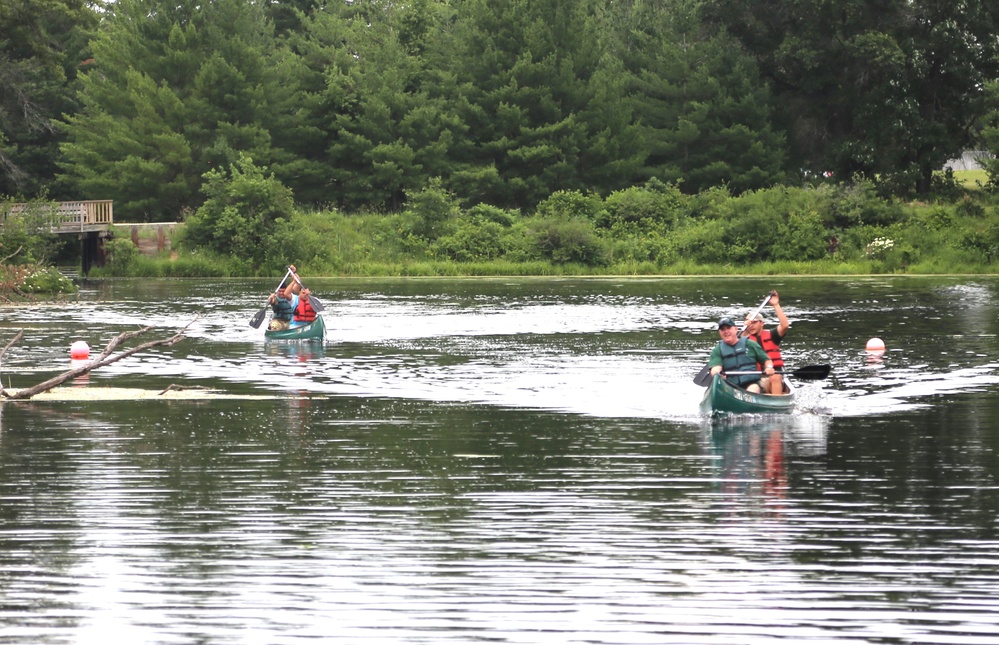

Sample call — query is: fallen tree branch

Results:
[0,246,24,265]
[2,322,193,401]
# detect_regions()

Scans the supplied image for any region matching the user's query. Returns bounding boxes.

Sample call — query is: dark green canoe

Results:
[264,315,326,341]
[699,373,795,415]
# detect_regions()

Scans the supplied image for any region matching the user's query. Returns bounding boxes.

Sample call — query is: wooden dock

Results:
[4,200,113,233]
[3,200,114,274]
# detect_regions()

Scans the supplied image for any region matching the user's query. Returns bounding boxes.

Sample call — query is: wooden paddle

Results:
[288,268,326,313]
[692,293,773,387]
[249,269,292,329]
[720,365,832,381]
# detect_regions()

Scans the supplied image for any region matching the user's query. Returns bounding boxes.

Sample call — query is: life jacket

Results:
[293,295,317,323]
[750,329,784,368]
[719,338,761,388]
[271,296,294,321]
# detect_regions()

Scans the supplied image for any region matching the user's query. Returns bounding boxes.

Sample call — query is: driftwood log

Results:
[0,323,191,400]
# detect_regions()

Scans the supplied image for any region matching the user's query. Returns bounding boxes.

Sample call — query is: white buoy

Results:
[70,340,90,360]
[866,337,886,353]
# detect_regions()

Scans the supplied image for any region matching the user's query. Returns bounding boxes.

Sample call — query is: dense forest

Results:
[4,0,999,277]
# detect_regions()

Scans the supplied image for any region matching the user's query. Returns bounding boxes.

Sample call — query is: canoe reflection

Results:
[264,341,326,363]
[703,415,830,512]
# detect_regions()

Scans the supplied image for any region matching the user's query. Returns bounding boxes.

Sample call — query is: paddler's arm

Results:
[770,290,790,338]
[708,345,724,377]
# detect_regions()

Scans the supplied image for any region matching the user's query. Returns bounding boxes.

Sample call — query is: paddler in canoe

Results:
[741,290,791,395]
[708,316,776,394]
[248,265,326,336]
[266,264,311,331]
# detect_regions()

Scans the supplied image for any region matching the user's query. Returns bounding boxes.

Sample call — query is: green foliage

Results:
[19,266,77,294]
[405,177,461,240]
[773,209,829,261]
[58,0,292,220]
[182,155,295,266]
[981,81,999,191]
[827,181,904,228]
[704,0,999,194]
[526,216,608,265]
[104,237,138,275]
[600,180,688,229]
[0,200,62,263]
[0,0,98,199]
[619,0,788,193]
[433,218,508,262]
[465,203,518,227]
[434,0,639,208]
[535,190,605,221]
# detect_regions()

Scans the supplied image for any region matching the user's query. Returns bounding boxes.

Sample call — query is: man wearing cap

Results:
[707,317,774,393]
[743,290,790,394]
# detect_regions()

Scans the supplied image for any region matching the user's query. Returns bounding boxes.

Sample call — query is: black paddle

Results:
[288,268,326,313]
[718,365,832,381]
[249,269,292,329]
[692,293,773,386]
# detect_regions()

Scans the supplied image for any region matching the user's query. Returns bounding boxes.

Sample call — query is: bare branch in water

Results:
[1,322,193,401]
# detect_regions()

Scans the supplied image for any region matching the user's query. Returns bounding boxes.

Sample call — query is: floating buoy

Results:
[70,340,90,360]
[866,337,886,353]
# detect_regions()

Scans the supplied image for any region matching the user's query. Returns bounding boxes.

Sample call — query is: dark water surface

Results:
[2,276,999,644]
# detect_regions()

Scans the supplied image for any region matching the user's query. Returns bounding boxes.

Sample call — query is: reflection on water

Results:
[2,277,999,644]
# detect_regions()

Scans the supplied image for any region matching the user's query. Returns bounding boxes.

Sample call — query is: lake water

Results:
[2,276,999,644]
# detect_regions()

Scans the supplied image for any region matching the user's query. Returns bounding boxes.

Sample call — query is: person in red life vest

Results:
[742,290,790,394]
[290,287,317,327]
[274,264,316,328]
[281,265,317,328]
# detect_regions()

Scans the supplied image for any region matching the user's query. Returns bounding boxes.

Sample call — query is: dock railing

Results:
[3,200,113,233]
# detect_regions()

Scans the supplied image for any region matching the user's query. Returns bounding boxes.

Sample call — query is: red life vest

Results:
[294,296,317,322]
[751,329,784,368]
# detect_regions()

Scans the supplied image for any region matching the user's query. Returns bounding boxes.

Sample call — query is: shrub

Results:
[20,267,78,294]
[600,180,687,229]
[773,209,829,261]
[466,203,518,227]
[182,154,296,266]
[535,190,605,221]
[0,200,62,264]
[527,216,608,265]
[433,218,508,262]
[104,237,138,275]
[829,181,904,228]
[406,177,461,240]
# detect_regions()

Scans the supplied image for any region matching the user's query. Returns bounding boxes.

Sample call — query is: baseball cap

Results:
[747,313,764,322]
[717,317,736,329]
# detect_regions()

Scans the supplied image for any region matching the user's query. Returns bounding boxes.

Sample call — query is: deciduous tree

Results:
[704,0,999,194]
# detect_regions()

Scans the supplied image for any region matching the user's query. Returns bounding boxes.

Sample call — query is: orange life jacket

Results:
[294,296,317,323]
[750,329,784,368]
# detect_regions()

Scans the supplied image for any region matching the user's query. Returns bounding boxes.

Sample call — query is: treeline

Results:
[5,0,999,225]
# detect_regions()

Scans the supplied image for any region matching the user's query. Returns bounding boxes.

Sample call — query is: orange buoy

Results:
[70,340,90,360]
[866,337,886,353]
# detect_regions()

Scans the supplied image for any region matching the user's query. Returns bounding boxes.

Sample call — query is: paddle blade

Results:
[249,307,267,329]
[789,364,831,380]
[692,364,713,387]
[308,296,326,313]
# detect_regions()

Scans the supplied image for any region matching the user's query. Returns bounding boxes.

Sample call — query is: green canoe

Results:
[700,373,795,415]
[264,315,326,342]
